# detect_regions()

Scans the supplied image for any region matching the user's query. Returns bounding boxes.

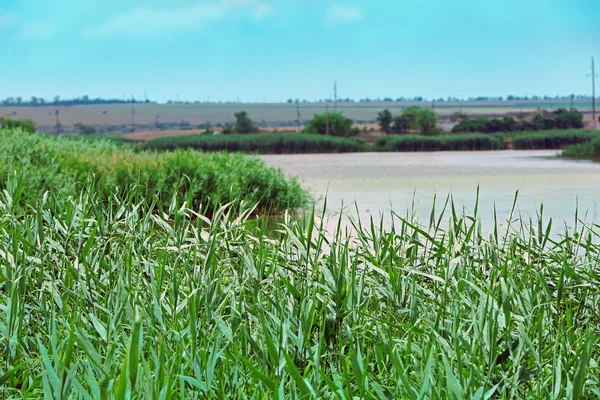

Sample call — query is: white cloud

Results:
[253,3,274,21]
[0,13,16,28]
[326,4,363,27]
[21,22,57,40]
[84,0,275,37]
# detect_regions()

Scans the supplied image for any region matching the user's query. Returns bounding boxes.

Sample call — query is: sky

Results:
[0,0,599,103]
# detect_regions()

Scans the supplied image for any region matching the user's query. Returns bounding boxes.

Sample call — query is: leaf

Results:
[442,353,463,400]
[572,332,595,400]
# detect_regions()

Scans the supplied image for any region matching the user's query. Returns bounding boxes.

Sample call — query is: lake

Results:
[262,150,600,232]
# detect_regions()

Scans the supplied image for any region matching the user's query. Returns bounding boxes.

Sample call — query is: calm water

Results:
[262,151,600,231]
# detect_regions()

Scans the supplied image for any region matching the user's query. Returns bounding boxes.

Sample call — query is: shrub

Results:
[0,117,36,133]
[306,111,354,137]
[74,122,96,135]
[415,108,437,135]
[233,111,258,134]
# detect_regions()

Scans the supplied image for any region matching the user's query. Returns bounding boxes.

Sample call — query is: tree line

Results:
[451,108,584,133]
[1,94,594,108]
[1,96,153,107]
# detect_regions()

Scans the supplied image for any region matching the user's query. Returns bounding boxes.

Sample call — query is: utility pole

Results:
[55,109,60,134]
[326,104,330,136]
[131,96,136,132]
[334,81,338,111]
[592,57,597,130]
[570,94,574,110]
[295,100,304,132]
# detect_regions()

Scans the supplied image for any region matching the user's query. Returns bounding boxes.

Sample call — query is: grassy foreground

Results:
[0,182,599,397]
[0,129,307,214]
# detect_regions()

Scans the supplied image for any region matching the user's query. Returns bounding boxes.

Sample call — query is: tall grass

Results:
[0,184,598,397]
[562,137,600,160]
[375,134,507,151]
[512,130,600,150]
[138,133,365,154]
[0,129,307,214]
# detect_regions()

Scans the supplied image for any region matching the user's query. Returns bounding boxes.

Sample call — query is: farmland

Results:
[2,98,597,132]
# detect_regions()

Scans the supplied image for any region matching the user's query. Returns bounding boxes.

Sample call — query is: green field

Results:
[1,129,599,397]
[1,99,595,131]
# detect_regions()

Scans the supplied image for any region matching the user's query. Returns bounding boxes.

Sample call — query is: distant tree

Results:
[234,111,257,134]
[400,107,421,130]
[221,123,235,134]
[532,114,555,131]
[415,109,438,135]
[376,109,393,134]
[392,115,411,134]
[74,122,96,135]
[554,108,584,129]
[306,111,353,137]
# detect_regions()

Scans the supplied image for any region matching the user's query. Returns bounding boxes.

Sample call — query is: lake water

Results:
[262,151,600,232]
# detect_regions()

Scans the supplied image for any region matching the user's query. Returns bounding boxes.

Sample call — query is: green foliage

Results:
[306,111,354,137]
[0,117,36,133]
[400,106,421,130]
[453,109,584,134]
[67,134,144,145]
[392,114,411,134]
[415,108,438,135]
[139,133,365,154]
[554,108,584,129]
[0,184,598,397]
[74,122,97,135]
[376,109,393,134]
[375,133,506,151]
[233,111,258,134]
[389,107,438,135]
[0,129,307,214]
[452,117,520,133]
[562,137,600,160]
[512,130,600,150]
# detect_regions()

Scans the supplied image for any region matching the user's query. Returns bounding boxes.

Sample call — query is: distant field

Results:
[1,99,595,131]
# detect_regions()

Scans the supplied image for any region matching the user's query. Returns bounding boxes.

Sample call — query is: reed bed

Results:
[0,129,307,215]
[0,182,598,398]
[138,133,365,154]
[512,130,600,150]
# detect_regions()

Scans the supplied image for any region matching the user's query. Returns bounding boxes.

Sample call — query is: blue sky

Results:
[0,0,598,103]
